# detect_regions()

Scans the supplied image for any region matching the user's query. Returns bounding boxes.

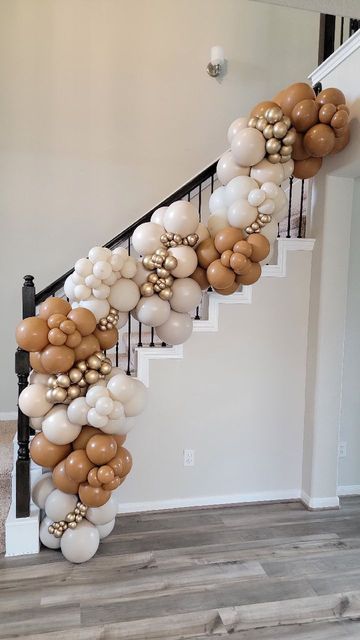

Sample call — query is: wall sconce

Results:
[207,46,225,78]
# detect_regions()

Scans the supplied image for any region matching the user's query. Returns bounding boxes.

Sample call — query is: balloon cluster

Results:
[248,105,296,164]
[45,353,112,405]
[47,500,88,538]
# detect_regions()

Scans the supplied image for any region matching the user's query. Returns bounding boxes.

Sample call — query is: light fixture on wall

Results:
[207,46,225,78]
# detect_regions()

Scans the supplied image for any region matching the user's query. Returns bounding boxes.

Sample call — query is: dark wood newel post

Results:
[15,275,35,518]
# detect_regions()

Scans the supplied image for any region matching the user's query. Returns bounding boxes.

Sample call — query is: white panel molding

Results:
[301,490,340,510]
[309,29,360,85]
[337,484,360,496]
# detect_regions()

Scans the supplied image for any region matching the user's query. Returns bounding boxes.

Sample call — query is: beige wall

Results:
[0,0,319,411]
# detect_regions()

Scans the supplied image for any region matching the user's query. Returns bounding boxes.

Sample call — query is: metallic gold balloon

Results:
[140,282,154,297]
[78,378,87,388]
[143,255,155,270]
[283,129,296,145]
[48,525,54,534]
[265,106,283,123]
[256,117,267,132]
[100,362,112,375]
[87,355,102,370]
[85,370,100,385]
[68,521,77,529]
[268,153,281,164]
[164,276,174,287]
[280,155,292,163]
[164,256,177,271]
[263,124,274,139]
[159,287,173,301]
[155,247,167,257]
[68,367,82,383]
[157,268,169,278]
[273,121,288,139]
[282,115,291,129]
[248,116,258,128]
[57,374,71,388]
[95,351,106,361]
[48,375,57,388]
[52,387,68,403]
[77,361,87,373]
[266,138,281,154]
[54,530,62,538]
[75,514,83,523]
[280,145,292,156]
[67,385,81,400]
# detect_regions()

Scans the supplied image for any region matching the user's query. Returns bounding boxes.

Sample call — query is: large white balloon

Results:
[44,489,77,522]
[86,494,118,525]
[79,297,110,323]
[88,246,111,264]
[227,199,257,229]
[225,176,259,206]
[39,516,61,550]
[61,520,100,563]
[167,246,198,278]
[132,222,165,255]
[67,396,89,425]
[151,206,167,226]
[209,186,227,214]
[107,373,136,403]
[97,518,115,539]
[42,405,82,445]
[227,116,248,144]
[250,159,284,186]
[108,278,140,312]
[19,384,52,418]
[75,257,93,278]
[123,379,147,417]
[207,211,228,238]
[231,128,266,167]
[163,201,199,237]
[170,278,202,313]
[32,473,55,509]
[136,296,171,327]
[156,311,193,345]
[64,275,76,301]
[217,150,250,186]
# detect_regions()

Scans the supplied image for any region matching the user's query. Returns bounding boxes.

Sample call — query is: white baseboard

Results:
[5,500,40,556]
[301,490,339,510]
[337,485,360,496]
[0,411,17,421]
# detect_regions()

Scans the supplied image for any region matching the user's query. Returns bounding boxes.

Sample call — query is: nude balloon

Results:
[231,128,266,167]
[156,310,193,345]
[170,278,202,313]
[19,383,52,418]
[123,379,147,417]
[86,494,118,525]
[150,206,167,226]
[132,222,165,255]
[42,405,82,445]
[136,296,171,327]
[207,212,228,238]
[108,279,140,312]
[32,473,55,509]
[168,246,198,278]
[40,516,61,549]
[78,297,110,323]
[60,519,100,563]
[225,176,259,206]
[45,489,78,522]
[217,150,250,185]
[163,201,199,236]
[250,159,284,186]
[227,116,248,143]
[209,186,227,214]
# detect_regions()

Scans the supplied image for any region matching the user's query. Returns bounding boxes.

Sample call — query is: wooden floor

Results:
[2,498,360,639]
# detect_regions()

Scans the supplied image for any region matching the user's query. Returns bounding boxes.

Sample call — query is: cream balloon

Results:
[170,278,202,313]
[217,150,250,186]
[86,494,118,525]
[44,489,78,522]
[282,159,294,180]
[61,520,100,564]
[107,373,136,403]
[136,296,171,327]
[19,384,53,418]
[40,516,61,549]
[42,405,82,445]
[123,379,147,417]
[32,473,55,509]
[132,222,165,255]
[151,206,167,226]
[231,127,266,167]
[79,297,110,323]
[133,260,150,287]
[100,416,129,434]
[207,211,228,238]
[227,116,248,144]
[168,246,198,278]
[227,199,257,229]
[28,371,52,387]
[75,257,93,278]
[163,201,199,237]
[250,159,285,185]
[209,186,227,214]
[97,519,115,539]
[86,384,109,408]
[156,310,193,345]
[88,246,111,264]
[108,279,140,312]
[30,416,43,430]
[64,275,76,301]
[67,396,89,425]
[225,176,259,206]
[121,257,137,279]
[259,219,278,245]
[194,222,210,248]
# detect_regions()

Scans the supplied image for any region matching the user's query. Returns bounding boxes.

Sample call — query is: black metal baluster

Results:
[298,179,305,239]
[287,176,293,238]
[137,322,143,348]
[16,275,35,518]
[150,327,155,347]
[126,312,131,376]
[211,173,214,194]
[115,340,119,367]
[187,191,191,202]
[198,183,202,222]
[340,16,344,44]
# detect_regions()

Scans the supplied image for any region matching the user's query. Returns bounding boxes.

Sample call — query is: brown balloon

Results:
[30,432,72,469]
[87,467,102,487]
[65,329,82,348]
[233,240,253,257]
[331,127,350,155]
[207,260,235,291]
[16,317,49,352]
[315,87,346,107]
[277,83,316,117]
[214,227,244,253]
[236,262,262,285]
[52,459,79,494]
[303,124,335,157]
[97,465,115,485]
[293,157,323,179]
[94,326,119,350]
[30,351,48,373]
[214,281,240,296]
[250,101,279,118]
[331,109,348,129]
[48,328,67,346]
[291,99,319,133]
[67,307,97,336]
[196,238,220,269]
[60,320,76,335]
[78,482,111,507]
[334,125,348,138]
[72,426,100,450]
[247,235,270,262]
[292,132,311,161]
[109,446,132,478]
[190,265,209,290]
[86,434,117,465]
[319,103,337,124]
[102,476,122,492]
[40,344,75,374]
[337,104,350,115]
[47,314,68,329]
[220,249,233,267]
[230,253,252,276]
[74,335,101,361]
[39,297,71,321]
[65,449,94,482]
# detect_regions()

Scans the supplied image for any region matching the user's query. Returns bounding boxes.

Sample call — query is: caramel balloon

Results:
[190,265,209,290]
[233,240,253,258]
[250,101,279,118]
[40,344,75,374]
[16,317,49,352]
[30,351,48,373]
[78,482,111,507]
[72,426,99,450]
[94,327,119,350]
[214,281,240,296]
[292,132,310,161]
[65,449,94,483]
[48,328,67,346]
[315,87,346,107]
[30,432,72,469]
[109,446,133,478]
[318,103,337,124]
[230,253,252,276]
[47,314,68,329]
[303,123,335,157]
[86,434,117,465]
[331,110,348,129]
[52,459,79,494]
[39,297,71,321]
[331,127,350,155]
[207,260,235,291]
[88,467,102,487]
[214,227,244,253]
[293,157,323,179]
[247,235,270,262]
[67,307,97,336]
[74,335,100,361]
[113,434,126,449]
[236,262,262,285]
[291,99,319,133]
[277,83,316,117]
[102,476,122,491]
[196,238,220,269]
[97,465,115,485]
[65,329,82,348]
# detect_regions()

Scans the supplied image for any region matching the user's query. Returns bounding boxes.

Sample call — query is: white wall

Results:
[0,0,319,412]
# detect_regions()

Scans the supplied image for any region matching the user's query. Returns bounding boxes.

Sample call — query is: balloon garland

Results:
[15,81,350,563]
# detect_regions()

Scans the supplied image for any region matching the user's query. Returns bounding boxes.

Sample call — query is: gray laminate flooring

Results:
[1,498,360,639]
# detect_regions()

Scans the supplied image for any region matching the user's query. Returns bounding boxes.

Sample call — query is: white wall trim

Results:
[301,490,339,510]
[308,29,360,84]
[135,344,184,388]
[337,484,360,496]
[118,489,302,514]
[0,411,17,421]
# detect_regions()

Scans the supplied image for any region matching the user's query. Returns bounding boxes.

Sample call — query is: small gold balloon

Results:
[52,387,68,403]
[57,374,70,388]
[160,234,168,244]
[59,521,65,527]
[280,145,292,156]
[46,389,54,402]
[164,276,174,287]
[282,115,291,129]
[95,351,106,361]
[99,318,107,326]
[78,378,87,388]
[268,153,281,164]
[155,247,167,257]
[265,106,283,123]
[48,375,57,388]
[283,129,296,146]
[148,273,158,284]
[54,530,62,538]
[159,287,173,301]
[66,513,75,522]
[109,308,117,315]
[143,255,155,270]
[85,370,100,385]
[75,514,83,523]
[280,155,292,163]
[273,121,288,139]
[266,138,281,154]
[87,355,102,370]
[48,525,54,534]
[248,116,258,128]
[157,268,169,279]
[68,521,77,529]
[74,507,80,515]
[140,282,154,297]
[100,362,112,375]
[187,234,198,247]
[68,368,82,383]
[164,256,177,271]
[67,385,81,400]
[77,361,87,373]
[263,124,274,139]
[256,117,267,132]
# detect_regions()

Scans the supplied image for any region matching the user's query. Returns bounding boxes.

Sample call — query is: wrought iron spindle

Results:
[298,179,305,239]
[287,176,293,238]
[115,340,119,367]
[150,327,155,347]
[211,174,214,193]
[340,17,344,45]
[126,312,131,375]
[137,322,143,348]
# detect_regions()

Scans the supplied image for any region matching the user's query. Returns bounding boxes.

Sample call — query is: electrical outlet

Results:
[338,441,347,458]
[183,449,194,466]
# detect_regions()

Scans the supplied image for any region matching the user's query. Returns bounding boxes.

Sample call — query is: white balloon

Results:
[79,297,110,323]
[209,186,226,214]
[87,408,108,428]
[109,400,125,420]
[95,396,114,416]
[248,188,266,207]
[217,150,250,186]
[74,284,91,301]
[121,257,137,279]
[260,182,279,200]
[92,284,110,300]
[163,201,199,237]
[19,384,52,418]
[156,311,193,345]
[282,159,294,180]
[250,159,284,186]
[61,520,100,563]
[132,222,165,255]
[85,274,101,288]
[42,405,82,445]
[40,516,61,549]
[30,416,43,430]
[100,416,129,434]
[64,275,76,301]
[117,311,129,329]
[97,518,115,539]
[123,379,147,417]
[110,253,126,271]
[32,473,55,509]
[273,204,288,223]
[45,489,77,522]
[194,222,210,248]
[108,279,140,312]
[167,246,198,278]
[86,384,109,408]
[88,246,111,264]
[151,206,167,226]
[113,246,128,258]
[93,260,112,280]
[227,199,257,229]
[71,272,85,285]
[107,373,135,403]
[74,258,92,278]
[258,198,275,215]
[28,370,48,385]
[86,494,118,525]
[231,127,266,167]
[207,211,228,238]
[227,116,248,144]
[136,296,171,327]
[170,278,202,313]
[225,176,259,206]
[67,397,89,425]
[103,271,119,286]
